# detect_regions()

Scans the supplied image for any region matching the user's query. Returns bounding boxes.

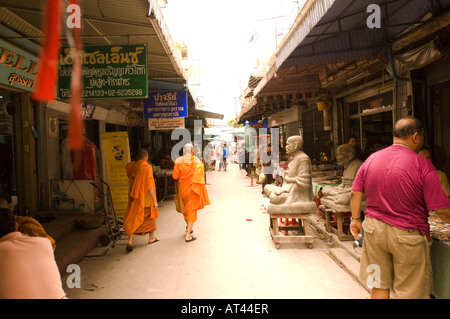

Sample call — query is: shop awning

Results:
[1,0,187,84]
[276,0,450,69]
[189,108,224,120]
[254,0,450,98]
[240,0,450,123]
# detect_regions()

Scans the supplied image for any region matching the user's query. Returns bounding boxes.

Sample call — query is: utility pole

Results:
[256,15,286,50]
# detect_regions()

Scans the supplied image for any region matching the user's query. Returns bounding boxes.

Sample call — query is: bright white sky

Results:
[161,0,301,124]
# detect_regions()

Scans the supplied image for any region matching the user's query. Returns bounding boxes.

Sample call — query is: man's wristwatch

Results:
[351,217,361,222]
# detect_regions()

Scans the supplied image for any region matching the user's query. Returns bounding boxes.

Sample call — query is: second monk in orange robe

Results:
[123,149,159,252]
[172,143,210,242]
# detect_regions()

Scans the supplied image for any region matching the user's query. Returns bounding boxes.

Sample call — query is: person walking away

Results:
[238,143,245,170]
[123,149,159,252]
[217,145,224,171]
[222,143,228,172]
[260,144,273,194]
[172,143,210,242]
[0,206,66,299]
[350,117,450,299]
[209,143,216,171]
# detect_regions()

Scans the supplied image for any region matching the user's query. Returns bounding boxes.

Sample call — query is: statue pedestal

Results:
[268,213,314,249]
[263,197,315,249]
[320,198,366,242]
[319,191,367,241]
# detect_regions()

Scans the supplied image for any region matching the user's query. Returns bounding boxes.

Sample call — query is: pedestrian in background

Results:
[350,117,450,299]
[348,136,365,161]
[222,143,228,172]
[209,143,216,171]
[173,143,210,242]
[124,149,159,252]
[260,144,273,194]
[419,148,450,197]
[217,144,224,171]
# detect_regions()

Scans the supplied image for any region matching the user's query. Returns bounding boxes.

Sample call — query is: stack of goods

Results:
[429,211,450,245]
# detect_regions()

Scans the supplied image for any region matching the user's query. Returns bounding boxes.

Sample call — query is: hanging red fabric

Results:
[68,0,84,150]
[32,0,61,101]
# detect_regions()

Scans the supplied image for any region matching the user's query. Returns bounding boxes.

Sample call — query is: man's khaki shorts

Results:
[360,217,432,299]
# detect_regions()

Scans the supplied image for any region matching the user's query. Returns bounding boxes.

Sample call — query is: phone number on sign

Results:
[80,88,144,98]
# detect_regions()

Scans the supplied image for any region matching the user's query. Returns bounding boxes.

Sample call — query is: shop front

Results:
[339,82,396,159]
[42,99,136,215]
[0,36,40,214]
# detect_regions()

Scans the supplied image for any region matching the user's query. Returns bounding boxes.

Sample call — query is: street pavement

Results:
[63,163,369,299]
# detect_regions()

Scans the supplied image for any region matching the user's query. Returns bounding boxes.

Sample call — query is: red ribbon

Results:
[33,0,84,150]
[32,0,61,101]
[68,0,84,150]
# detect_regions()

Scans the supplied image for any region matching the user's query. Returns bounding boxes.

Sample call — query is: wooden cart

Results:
[324,210,353,241]
[269,213,314,249]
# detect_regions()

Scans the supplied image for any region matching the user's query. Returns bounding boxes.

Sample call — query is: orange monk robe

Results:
[172,154,210,223]
[123,160,158,236]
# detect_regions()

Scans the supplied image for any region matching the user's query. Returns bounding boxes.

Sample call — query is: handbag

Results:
[259,173,266,183]
[174,180,185,213]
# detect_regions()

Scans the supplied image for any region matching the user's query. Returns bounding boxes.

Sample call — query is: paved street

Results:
[63,163,369,299]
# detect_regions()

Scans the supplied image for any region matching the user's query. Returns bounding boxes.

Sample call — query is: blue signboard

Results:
[143,91,188,119]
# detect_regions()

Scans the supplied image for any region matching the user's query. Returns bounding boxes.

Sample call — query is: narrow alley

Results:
[63,163,369,299]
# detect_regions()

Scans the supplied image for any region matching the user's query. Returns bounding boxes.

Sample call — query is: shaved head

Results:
[184,143,193,155]
[393,117,425,152]
[393,117,423,139]
[137,148,148,160]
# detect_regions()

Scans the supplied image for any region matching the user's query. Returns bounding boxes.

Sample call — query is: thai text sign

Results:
[0,39,39,92]
[58,44,148,100]
[143,91,188,119]
[148,117,185,130]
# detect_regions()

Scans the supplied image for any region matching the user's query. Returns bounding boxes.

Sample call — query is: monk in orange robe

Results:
[172,143,210,242]
[123,149,159,252]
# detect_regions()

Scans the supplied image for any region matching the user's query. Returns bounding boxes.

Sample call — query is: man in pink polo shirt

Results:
[350,117,450,299]
[0,207,66,299]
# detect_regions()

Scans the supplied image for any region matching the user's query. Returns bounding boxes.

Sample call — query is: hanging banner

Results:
[100,131,131,217]
[58,44,148,100]
[148,117,185,130]
[143,91,188,119]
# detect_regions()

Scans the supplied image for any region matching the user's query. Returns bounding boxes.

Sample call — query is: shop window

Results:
[360,91,394,113]
[347,90,394,158]
[361,112,393,156]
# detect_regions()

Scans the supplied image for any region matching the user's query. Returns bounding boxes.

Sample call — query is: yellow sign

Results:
[126,112,139,126]
[101,131,130,217]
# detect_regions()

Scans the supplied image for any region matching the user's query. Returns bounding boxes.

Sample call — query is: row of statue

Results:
[264,135,364,214]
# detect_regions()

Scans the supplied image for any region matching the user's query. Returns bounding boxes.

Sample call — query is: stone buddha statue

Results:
[264,136,316,214]
[321,144,365,211]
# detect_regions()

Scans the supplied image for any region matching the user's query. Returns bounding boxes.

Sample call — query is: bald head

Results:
[336,144,355,167]
[393,117,424,152]
[286,135,303,155]
[137,148,148,161]
[184,143,194,155]
[393,117,423,139]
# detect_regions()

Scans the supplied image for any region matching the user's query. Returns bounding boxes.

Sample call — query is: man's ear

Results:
[412,132,420,144]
